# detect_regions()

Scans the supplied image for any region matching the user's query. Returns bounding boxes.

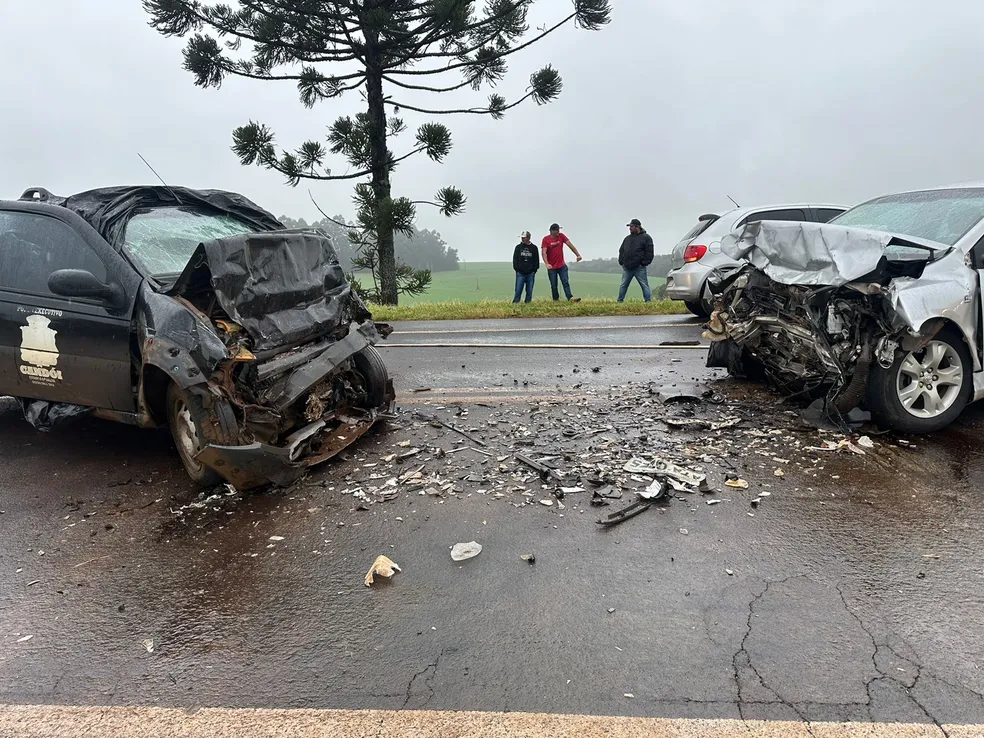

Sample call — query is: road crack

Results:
[402,648,446,709]
[731,576,819,736]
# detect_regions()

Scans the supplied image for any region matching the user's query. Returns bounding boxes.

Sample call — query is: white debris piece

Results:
[450,541,483,561]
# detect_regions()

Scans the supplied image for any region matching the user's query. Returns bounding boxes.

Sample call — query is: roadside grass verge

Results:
[368,298,689,321]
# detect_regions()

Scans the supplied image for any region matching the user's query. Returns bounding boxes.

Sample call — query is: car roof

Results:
[714,203,848,219]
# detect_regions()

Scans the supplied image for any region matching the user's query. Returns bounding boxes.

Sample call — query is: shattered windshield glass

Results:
[123,207,255,276]
[831,188,984,248]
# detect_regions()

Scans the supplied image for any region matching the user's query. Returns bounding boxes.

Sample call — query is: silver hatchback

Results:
[665,203,846,316]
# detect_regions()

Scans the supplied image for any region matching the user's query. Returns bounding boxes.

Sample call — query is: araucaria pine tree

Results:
[144,0,612,304]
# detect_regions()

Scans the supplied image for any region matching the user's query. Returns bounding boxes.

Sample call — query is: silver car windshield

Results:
[831,188,984,248]
[124,207,256,276]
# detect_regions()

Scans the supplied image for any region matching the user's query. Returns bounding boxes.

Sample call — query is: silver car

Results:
[665,203,847,316]
[705,183,984,433]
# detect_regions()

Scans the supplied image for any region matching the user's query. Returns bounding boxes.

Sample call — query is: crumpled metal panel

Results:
[887,249,977,337]
[169,230,375,353]
[721,220,930,287]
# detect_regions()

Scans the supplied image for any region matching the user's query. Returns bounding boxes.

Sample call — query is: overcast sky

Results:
[3,1,984,261]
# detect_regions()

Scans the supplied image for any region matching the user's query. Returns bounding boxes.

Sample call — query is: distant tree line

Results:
[571,254,674,278]
[280,215,460,274]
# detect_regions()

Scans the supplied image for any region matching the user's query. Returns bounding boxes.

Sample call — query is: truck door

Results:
[0,210,136,411]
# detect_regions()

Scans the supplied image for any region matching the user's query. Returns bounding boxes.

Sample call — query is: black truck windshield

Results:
[124,207,255,276]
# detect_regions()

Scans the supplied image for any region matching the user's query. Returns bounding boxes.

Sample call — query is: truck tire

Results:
[353,345,390,409]
[166,383,238,485]
[867,328,972,434]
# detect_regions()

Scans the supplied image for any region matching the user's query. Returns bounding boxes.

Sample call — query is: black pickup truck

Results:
[0,185,393,488]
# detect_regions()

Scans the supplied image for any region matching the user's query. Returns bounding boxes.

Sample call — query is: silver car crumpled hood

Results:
[718,220,976,339]
[720,220,939,287]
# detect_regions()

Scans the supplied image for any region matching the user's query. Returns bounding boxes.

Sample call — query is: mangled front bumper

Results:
[197,404,393,489]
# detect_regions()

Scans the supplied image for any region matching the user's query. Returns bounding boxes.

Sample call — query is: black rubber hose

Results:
[834,341,873,414]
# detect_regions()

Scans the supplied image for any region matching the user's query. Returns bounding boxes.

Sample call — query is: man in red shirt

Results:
[540,223,583,302]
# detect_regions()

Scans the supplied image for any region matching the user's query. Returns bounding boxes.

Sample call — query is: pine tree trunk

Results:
[365,66,398,305]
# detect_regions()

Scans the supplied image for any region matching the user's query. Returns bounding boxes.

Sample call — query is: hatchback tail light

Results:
[683,244,707,263]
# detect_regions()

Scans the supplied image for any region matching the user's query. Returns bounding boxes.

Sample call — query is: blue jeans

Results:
[547,265,573,300]
[513,272,535,303]
[618,266,652,302]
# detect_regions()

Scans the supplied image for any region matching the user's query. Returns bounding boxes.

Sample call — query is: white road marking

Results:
[380,342,706,349]
[0,705,972,737]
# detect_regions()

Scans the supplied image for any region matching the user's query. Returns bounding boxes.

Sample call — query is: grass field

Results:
[368,298,685,321]
[386,261,663,304]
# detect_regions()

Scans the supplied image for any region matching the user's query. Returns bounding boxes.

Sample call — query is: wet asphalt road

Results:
[1,315,983,731]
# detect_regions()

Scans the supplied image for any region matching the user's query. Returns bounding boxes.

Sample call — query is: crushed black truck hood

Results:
[168,230,375,353]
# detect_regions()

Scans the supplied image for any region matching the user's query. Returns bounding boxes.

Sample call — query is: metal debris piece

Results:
[623,457,706,490]
[516,454,566,482]
[451,541,483,561]
[596,498,656,527]
[413,411,487,447]
[638,479,665,500]
[364,555,402,586]
[520,554,536,565]
[663,416,742,432]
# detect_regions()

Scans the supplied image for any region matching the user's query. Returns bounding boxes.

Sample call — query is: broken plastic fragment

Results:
[725,478,750,489]
[364,555,402,586]
[773,469,785,477]
[269,536,285,542]
[539,499,555,507]
[450,541,482,561]
[16,635,33,643]
[141,639,154,653]
[857,435,875,449]
[520,554,536,565]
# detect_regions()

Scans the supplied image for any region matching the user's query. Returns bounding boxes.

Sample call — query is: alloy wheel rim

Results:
[896,340,963,419]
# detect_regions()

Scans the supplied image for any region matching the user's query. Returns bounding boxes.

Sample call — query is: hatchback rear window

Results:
[681,215,719,241]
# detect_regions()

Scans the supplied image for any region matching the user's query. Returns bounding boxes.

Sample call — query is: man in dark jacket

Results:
[512,231,539,303]
[617,218,654,302]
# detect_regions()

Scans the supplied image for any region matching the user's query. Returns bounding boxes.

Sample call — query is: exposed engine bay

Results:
[701,220,980,429]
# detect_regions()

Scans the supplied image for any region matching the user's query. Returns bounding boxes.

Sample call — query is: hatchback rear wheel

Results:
[867,329,972,433]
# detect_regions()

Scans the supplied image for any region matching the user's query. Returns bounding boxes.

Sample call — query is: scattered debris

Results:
[726,568,734,576]
[364,555,402,586]
[539,499,555,507]
[679,528,689,535]
[269,536,285,542]
[520,554,536,564]
[141,639,154,653]
[725,477,750,489]
[857,435,875,449]
[516,454,566,482]
[450,541,482,561]
[16,635,33,643]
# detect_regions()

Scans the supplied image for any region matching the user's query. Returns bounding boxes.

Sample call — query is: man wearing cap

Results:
[617,218,654,302]
[512,231,539,303]
[541,223,583,302]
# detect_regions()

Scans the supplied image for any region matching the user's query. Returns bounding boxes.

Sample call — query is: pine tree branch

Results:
[385,0,528,58]
[382,74,473,94]
[170,2,362,64]
[385,91,534,115]
[387,13,574,76]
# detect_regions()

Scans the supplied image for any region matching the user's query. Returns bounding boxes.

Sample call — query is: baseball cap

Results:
[627,218,642,227]
[519,230,531,238]
[549,223,561,231]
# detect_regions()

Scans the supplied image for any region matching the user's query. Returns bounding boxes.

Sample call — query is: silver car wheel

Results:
[896,340,964,419]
